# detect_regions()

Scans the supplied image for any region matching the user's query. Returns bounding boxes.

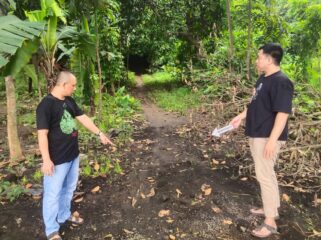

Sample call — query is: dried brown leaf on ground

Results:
[94,162,100,171]
[104,233,113,239]
[146,188,155,197]
[74,197,83,203]
[201,184,212,196]
[212,159,220,165]
[158,209,170,217]
[169,234,176,240]
[212,207,222,213]
[123,229,134,234]
[282,193,290,202]
[91,186,100,193]
[223,219,233,225]
[147,177,155,183]
[176,189,182,198]
[73,211,80,217]
[140,193,146,199]
[166,217,174,223]
[131,197,137,207]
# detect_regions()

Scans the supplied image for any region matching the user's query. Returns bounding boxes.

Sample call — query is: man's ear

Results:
[267,55,274,65]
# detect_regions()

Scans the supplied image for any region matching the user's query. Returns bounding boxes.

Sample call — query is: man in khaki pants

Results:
[231,43,294,238]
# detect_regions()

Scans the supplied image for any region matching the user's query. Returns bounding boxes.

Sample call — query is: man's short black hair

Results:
[259,43,283,66]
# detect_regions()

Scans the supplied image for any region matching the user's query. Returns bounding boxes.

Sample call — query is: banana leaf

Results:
[0,15,44,70]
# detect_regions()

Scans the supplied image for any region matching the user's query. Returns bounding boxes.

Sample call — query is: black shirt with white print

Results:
[36,94,84,165]
[245,71,294,141]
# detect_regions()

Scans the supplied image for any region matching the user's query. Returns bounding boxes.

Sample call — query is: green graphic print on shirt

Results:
[60,109,77,134]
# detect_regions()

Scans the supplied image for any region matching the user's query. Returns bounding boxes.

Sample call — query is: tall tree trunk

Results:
[5,76,23,161]
[319,54,321,92]
[28,77,33,94]
[226,0,234,73]
[246,0,252,81]
[95,10,103,122]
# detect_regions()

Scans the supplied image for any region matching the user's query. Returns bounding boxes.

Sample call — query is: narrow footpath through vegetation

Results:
[0,75,319,240]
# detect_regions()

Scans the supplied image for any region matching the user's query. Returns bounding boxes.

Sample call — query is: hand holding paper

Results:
[212,124,234,137]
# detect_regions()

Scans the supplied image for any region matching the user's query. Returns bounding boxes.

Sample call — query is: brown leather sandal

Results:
[67,215,84,225]
[251,222,279,238]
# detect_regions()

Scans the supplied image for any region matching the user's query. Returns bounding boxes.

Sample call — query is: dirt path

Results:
[0,77,316,239]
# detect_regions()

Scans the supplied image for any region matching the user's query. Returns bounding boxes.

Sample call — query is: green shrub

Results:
[0,181,26,202]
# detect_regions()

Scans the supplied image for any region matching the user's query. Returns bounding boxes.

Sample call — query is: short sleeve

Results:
[36,100,51,130]
[68,97,84,117]
[271,79,294,114]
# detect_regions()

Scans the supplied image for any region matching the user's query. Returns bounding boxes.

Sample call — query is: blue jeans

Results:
[43,156,79,237]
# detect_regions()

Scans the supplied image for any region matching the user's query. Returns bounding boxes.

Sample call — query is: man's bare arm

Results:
[264,112,289,160]
[38,129,54,175]
[76,114,114,145]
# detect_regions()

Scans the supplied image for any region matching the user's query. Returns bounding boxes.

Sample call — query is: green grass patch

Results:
[149,87,202,114]
[125,71,137,88]
[142,71,180,88]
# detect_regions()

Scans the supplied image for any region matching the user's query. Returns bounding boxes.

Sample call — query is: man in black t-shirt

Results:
[37,71,114,240]
[230,43,294,238]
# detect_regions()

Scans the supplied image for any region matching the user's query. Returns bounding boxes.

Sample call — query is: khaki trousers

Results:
[249,138,284,218]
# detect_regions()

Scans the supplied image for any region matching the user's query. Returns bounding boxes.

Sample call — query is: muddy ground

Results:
[0,80,320,240]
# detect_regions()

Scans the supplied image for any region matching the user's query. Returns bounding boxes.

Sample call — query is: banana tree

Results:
[25,0,71,92]
[0,15,44,162]
[25,0,96,97]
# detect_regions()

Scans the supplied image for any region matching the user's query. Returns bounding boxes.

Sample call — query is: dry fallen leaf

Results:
[201,184,212,196]
[223,219,233,225]
[282,193,290,202]
[123,229,134,234]
[166,217,174,223]
[212,207,222,213]
[94,163,100,171]
[147,177,155,183]
[73,211,80,217]
[176,189,182,198]
[91,186,100,193]
[15,218,22,225]
[141,193,146,199]
[145,139,154,145]
[146,188,155,197]
[74,197,84,203]
[212,159,220,165]
[25,183,33,189]
[131,197,137,207]
[111,146,117,152]
[32,195,41,200]
[169,234,176,240]
[104,233,113,239]
[158,209,170,217]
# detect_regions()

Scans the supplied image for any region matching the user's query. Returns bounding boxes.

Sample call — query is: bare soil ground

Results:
[0,81,320,240]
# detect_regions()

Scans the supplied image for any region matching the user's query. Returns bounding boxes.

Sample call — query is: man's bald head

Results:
[51,71,77,97]
[56,71,76,86]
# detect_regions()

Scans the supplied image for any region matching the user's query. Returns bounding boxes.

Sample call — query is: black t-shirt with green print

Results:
[36,94,84,165]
